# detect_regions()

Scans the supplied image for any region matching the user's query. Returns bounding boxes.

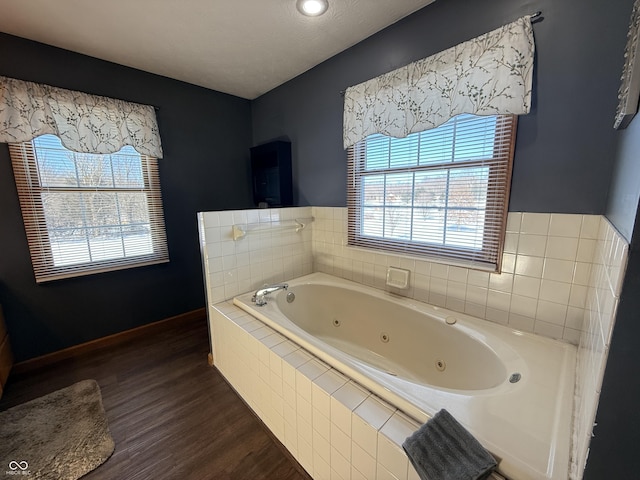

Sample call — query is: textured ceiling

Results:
[0,0,435,99]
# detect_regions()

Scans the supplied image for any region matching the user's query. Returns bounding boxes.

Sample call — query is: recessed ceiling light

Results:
[296,0,329,17]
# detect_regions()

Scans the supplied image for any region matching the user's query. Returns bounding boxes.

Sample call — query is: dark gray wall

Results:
[586,34,640,474]
[252,0,634,213]
[584,200,640,477]
[606,115,640,242]
[0,33,253,362]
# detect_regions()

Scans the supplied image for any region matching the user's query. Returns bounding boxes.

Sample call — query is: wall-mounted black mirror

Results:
[250,140,293,207]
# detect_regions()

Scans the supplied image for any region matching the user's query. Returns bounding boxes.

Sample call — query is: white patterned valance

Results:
[343,16,535,149]
[0,76,163,158]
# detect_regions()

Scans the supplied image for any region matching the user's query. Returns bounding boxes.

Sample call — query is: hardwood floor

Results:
[0,314,312,480]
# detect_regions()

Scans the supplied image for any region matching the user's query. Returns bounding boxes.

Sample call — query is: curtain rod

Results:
[339,11,543,96]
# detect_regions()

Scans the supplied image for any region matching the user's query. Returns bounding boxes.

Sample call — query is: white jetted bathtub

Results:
[233,272,576,480]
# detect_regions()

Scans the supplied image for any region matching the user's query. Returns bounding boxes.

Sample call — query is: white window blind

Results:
[347,114,517,271]
[9,134,169,282]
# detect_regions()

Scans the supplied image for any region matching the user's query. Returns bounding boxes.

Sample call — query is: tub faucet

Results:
[252,283,288,306]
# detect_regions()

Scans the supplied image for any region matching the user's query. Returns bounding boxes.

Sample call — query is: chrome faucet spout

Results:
[252,283,288,306]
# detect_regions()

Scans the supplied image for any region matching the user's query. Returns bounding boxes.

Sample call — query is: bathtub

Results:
[233,272,576,480]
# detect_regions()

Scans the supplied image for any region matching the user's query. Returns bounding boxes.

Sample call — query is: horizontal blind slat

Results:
[9,137,169,283]
[347,114,516,272]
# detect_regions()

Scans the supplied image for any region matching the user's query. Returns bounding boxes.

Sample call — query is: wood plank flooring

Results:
[0,314,312,480]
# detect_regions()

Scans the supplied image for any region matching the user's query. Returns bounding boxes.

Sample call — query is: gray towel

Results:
[402,409,497,480]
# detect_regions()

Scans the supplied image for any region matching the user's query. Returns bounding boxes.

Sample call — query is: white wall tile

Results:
[314,408,332,443]
[352,415,379,457]
[448,266,468,283]
[536,300,567,326]
[563,327,582,344]
[514,255,544,277]
[501,253,516,274]
[446,281,466,301]
[354,396,395,431]
[489,272,513,293]
[503,232,519,253]
[517,234,547,256]
[485,307,509,325]
[351,464,369,480]
[331,423,352,457]
[506,212,522,232]
[298,399,313,435]
[352,443,377,479]
[377,434,408,480]
[580,215,601,240]
[512,275,541,299]
[331,447,351,480]
[333,382,370,413]
[576,239,596,263]
[487,290,511,311]
[430,263,449,279]
[543,258,575,283]
[202,211,221,227]
[429,277,448,296]
[445,297,465,313]
[509,294,538,317]
[466,285,488,306]
[414,260,431,276]
[408,463,421,480]
[546,236,579,261]
[573,262,592,286]
[539,279,572,305]
[520,213,550,235]
[569,284,588,308]
[218,210,235,227]
[467,269,490,287]
[313,387,334,420]
[508,313,535,333]
[549,214,583,237]
[298,437,313,473]
[377,463,400,480]
[534,319,564,339]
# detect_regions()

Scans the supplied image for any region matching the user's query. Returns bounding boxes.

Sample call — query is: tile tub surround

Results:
[571,219,628,479]
[312,208,610,345]
[210,301,513,480]
[198,207,628,479]
[198,207,314,306]
[198,206,613,345]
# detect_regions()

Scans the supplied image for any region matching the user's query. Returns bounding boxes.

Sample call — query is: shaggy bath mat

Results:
[0,379,114,479]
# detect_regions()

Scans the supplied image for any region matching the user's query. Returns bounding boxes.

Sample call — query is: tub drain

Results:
[509,373,521,383]
[380,333,390,343]
[332,318,341,327]
[435,359,446,371]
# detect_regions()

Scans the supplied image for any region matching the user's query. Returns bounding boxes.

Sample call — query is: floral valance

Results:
[0,76,163,158]
[343,16,535,149]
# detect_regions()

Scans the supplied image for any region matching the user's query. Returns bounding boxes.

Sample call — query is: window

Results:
[9,134,169,282]
[347,114,517,271]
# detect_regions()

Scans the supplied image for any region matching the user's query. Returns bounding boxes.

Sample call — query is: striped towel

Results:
[402,409,497,480]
